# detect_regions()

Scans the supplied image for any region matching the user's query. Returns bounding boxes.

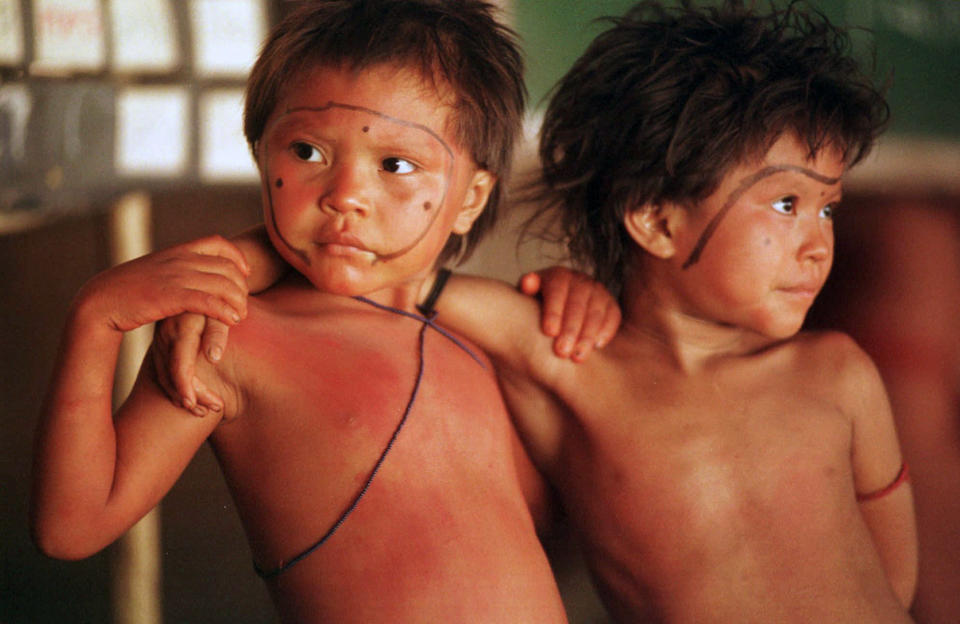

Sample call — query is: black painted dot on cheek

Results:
[423,201,432,211]
[362,126,369,133]
[275,178,284,188]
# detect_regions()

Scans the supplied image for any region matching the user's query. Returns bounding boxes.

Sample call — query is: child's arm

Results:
[31,237,248,559]
[155,225,620,409]
[152,227,287,415]
[428,273,577,471]
[840,335,918,608]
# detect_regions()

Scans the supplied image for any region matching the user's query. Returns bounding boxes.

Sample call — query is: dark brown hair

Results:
[245,0,526,264]
[531,0,889,292]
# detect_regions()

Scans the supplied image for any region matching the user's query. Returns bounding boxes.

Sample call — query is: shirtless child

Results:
[29,2,606,621]
[195,1,916,621]
[429,3,918,621]
[152,2,917,622]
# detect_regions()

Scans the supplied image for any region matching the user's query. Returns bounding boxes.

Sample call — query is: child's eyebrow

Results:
[281,101,455,162]
[682,165,841,269]
[262,102,457,267]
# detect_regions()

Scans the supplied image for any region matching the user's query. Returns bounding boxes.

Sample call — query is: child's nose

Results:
[319,164,371,218]
[798,218,832,263]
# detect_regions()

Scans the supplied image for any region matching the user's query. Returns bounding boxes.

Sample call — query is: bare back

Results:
[204,276,565,623]
[504,329,911,623]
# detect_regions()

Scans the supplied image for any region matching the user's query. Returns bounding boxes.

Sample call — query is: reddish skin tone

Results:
[432,134,918,623]
[254,64,483,307]
[261,100,454,266]
[683,165,841,269]
[31,63,568,623]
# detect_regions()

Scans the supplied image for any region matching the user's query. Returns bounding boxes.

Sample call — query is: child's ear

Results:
[623,203,684,259]
[452,170,495,234]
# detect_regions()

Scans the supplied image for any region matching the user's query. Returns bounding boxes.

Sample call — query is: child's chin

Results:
[303,272,373,297]
[765,318,806,340]
[746,310,806,340]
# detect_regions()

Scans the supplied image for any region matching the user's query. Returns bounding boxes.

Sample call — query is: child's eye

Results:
[382,157,416,174]
[291,142,324,163]
[820,203,837,220]
[771,196,796,215]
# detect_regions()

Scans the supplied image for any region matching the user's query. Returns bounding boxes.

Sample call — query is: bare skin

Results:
[431,134,917,623]
[199,276,566,622]
[31,63,574,623]
[159,135,916,622]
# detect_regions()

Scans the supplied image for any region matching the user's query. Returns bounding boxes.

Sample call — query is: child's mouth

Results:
[314,240,377,262]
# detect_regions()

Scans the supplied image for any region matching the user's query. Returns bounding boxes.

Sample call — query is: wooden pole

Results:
[108,191,163,624]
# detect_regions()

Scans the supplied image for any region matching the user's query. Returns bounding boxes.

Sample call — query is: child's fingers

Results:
[518,272,543,297]
[150,342,202,416]
[595,302,622,348]
[568,289,622,361]
[201,271,249,321]
[171,253,251,303]
[520,271,563,337]
[191,376,224,414]
[200,318,232,364]
[179,287,246,327]
[183,235,251,276]
[552,274,595,358]
[167,315,206,409]
[567,290,611,361]
[153,315,202,409]
[534,268,573,338]
[150,344,184,407]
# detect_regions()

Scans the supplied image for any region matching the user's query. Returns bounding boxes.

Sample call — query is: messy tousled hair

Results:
[530,0,889,292]
[245,0,526,265]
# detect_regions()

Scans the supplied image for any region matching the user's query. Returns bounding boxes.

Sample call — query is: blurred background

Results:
[1,1,957,622]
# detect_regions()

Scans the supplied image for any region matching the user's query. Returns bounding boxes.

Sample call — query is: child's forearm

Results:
[32,298,219,559]
[31,298,130,559]
[32,237,247,559]
[859,487,918,609]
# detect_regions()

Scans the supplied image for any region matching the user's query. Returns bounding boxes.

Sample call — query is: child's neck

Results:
[274,272,429,315]
[619,280,777,374]
[354,281,425,314]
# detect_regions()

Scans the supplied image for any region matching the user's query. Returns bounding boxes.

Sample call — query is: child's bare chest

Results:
[572,374,848,506]
[209,307,517,564]
[555,358,862,610]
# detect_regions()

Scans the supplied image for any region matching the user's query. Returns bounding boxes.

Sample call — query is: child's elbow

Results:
[32,530,83,561]
[30,511,107,561]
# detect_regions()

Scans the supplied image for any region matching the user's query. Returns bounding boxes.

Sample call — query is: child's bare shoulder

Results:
[440,273,560,380]
[790,330,875,369]
[195,282,352,420]
[786,330,886,404]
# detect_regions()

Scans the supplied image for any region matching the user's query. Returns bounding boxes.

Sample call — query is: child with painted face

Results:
[30,2,620,622]
[411,2,918,622]
[158,3,916,623]
[415,2,919,621]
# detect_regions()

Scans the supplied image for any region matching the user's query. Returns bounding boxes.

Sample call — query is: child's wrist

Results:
[70,281,114,329]
[65,294,126,347]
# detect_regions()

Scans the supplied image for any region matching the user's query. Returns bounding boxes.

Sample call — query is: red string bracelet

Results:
[856,462,910,502]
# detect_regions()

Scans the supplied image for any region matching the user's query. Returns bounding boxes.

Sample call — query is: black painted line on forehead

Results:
[282,102,455,162]
[262,101,457,266]
[279,100,457,224]
[681,165,841,269]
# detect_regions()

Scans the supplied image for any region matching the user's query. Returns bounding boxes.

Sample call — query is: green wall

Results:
[514,0,960,140]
